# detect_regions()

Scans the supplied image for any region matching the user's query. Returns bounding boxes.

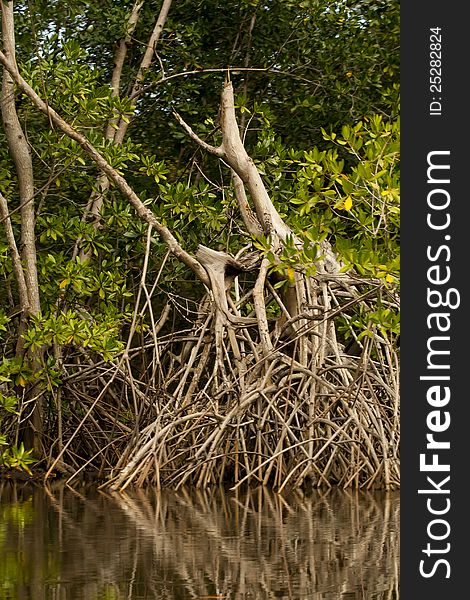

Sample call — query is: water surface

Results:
[0,481,399,599]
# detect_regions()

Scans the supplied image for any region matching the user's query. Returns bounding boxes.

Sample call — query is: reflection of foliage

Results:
[95,586,120,600]
[0,496,35,597]
[0,496,34,528]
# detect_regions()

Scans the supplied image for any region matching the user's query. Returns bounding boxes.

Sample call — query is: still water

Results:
[0,481,399,599]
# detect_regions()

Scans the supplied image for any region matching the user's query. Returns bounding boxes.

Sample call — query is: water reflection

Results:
[0,481,399,599]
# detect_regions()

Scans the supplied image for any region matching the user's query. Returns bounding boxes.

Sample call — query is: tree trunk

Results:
[1,1,43,453]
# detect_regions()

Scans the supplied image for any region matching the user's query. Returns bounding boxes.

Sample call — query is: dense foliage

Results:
[0,0,399,487]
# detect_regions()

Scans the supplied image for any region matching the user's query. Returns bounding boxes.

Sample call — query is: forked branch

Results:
[176,80,343,274]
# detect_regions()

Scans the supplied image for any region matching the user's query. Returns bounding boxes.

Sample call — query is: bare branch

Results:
[114,0,173,145]
[83,0,173,255]
[173,111,224,157]
[105,0,145,140]
[0,191,29,310]
[132,66,272,99]
[218,82,291,238]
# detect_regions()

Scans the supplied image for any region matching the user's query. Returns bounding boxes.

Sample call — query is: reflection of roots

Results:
[109,486,400,599]
[3,483,398,598]
[50,268,399,492]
